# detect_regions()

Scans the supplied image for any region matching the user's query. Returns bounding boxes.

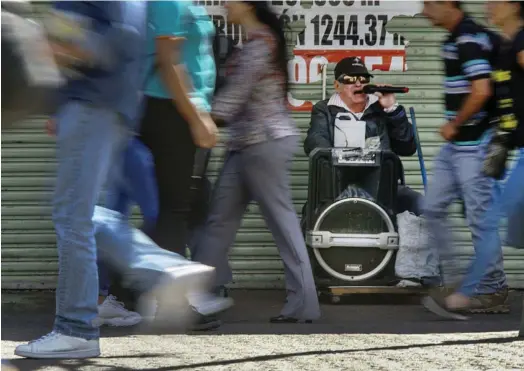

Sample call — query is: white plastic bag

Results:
[395,211,439,280]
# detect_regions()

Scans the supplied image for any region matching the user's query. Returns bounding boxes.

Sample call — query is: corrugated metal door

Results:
[2,1,523,289]
[2,117,57,289]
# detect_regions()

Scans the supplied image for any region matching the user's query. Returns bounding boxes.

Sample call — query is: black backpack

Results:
[2,2,62,129]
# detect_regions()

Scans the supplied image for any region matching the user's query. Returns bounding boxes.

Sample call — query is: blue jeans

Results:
[93,206,198,299]
[52,101,128,340]
[98,137,159,297]
[423,140,507,295]
[505,149,524,249]
[457,149,524,297]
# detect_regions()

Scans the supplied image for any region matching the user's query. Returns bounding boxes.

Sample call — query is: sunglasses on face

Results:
[337,75,371,85]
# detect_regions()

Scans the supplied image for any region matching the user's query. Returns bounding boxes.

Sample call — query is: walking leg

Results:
[455,144,508,312]
[242,136,320,321]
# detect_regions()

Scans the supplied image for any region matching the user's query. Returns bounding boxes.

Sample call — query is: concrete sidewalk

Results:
[2,290,523,371]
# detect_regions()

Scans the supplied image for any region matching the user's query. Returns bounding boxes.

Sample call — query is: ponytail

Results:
[245,1,289,94]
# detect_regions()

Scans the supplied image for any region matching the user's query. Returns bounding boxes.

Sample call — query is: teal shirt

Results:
[143,1,215,112]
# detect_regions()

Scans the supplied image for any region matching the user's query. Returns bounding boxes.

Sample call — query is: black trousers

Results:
[139,97,196,256]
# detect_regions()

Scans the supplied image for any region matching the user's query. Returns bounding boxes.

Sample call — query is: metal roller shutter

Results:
[2,117,57,289]
[2,1,522,290]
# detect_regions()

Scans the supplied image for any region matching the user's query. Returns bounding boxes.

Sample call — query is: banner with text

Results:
[199,0,422,111]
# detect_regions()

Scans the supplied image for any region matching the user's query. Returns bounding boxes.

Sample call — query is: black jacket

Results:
[303,98,417,157]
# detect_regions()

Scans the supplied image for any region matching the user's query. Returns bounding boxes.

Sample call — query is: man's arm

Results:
[304,102,332,156]
[385,105,417,156]
[148,1,216,148]
[453,33,495,128]
[518,51,524,70]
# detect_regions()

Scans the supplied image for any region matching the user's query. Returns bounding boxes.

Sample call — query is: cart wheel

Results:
[331,295,341,304]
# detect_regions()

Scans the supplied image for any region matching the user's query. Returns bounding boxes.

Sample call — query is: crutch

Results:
[409,107,428,193]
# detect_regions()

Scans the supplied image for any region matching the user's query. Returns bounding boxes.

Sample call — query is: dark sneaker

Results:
[424,286,510,316]
[190,312,222,331]
[428,285,456,298]
[466,287,510,314]
[421,296,469,321]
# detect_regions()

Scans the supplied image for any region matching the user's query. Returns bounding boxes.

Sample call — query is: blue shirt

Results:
[143,1,215,112]
[51,1,147,124]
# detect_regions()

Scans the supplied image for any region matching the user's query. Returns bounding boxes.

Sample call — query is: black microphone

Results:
[356,85,410,94]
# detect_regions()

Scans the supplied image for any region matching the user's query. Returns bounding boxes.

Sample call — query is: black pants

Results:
[139,97,196,256]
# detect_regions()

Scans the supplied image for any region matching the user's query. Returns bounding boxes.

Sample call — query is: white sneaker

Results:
[14,332,100,359]
[138,263,215,329]
[92,295,142,327]
[396,279,422,288]
[186,291,234,317]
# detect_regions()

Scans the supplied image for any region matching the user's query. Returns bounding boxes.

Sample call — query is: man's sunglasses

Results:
[337,75,371,85]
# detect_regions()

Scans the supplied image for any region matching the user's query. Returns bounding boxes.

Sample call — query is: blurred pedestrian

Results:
[424,0,524,318]
[14,1,216,359]
[421,1,508,318]
[138,0,218,256]
[95,137,159,327]
[191,1,321,326]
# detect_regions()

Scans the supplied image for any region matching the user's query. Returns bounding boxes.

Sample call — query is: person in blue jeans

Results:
[97,0,229,332]
[15,1,217,359]
[137,0,233,329]
[421,1,508,316]
[423,0,524,318]
[94,137,159,327]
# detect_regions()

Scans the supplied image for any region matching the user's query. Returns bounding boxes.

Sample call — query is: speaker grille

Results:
[313,198,394,281]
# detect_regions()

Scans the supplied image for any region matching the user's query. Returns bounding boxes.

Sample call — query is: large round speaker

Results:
[307,197,398,282]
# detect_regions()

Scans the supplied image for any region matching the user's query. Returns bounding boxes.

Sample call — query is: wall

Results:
[2,1,523,289]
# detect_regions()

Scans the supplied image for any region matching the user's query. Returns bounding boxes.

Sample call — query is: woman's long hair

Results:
[244,1,289,94]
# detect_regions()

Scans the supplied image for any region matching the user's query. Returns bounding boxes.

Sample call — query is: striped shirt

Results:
[442,17,500,144]
[492,28,524,147]
[212,27,298,151]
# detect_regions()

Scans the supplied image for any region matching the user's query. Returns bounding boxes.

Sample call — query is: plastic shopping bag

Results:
[395,211,439,280]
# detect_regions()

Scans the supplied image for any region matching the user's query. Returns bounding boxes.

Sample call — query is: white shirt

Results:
[327,93,378,119]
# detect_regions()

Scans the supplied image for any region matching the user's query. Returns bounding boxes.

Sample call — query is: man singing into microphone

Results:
[304,56,423,217]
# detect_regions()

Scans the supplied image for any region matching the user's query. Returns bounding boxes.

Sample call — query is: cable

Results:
[334,123,349,148]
